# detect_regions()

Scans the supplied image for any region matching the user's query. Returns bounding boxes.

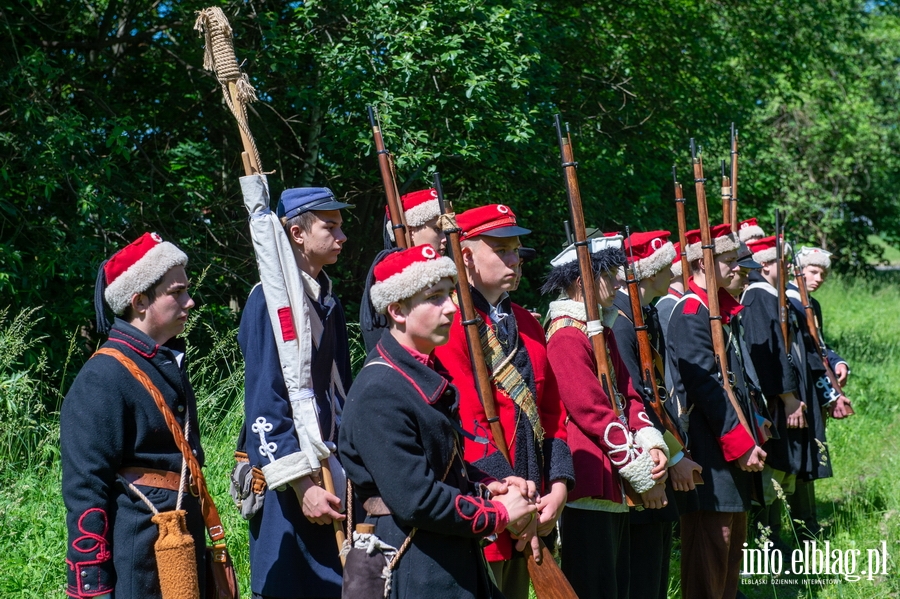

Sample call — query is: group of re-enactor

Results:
[61,178,852,599]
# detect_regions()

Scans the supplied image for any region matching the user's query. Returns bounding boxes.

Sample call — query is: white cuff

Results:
[668,451,685,467]
[635,426,669,459]
[618,449,656,494]
[262,451,313,490]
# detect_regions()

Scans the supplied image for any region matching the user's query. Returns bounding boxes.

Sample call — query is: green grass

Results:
[1,274,899,598]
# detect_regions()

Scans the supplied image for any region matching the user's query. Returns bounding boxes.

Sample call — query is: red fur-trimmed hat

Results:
[738,217,766,243]
[624,230,676,279]
[385,188,442,241]
[369,245,457,313]
[685,223,741,262]
[456,204,531,240]
[797,246,832,269]
[746,235,779,265]
[103,233,187,315]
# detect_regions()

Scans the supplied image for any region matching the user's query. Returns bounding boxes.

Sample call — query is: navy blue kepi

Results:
[277,187,353,219]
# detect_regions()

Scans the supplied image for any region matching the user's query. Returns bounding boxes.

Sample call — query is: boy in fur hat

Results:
[615,230,702,599]
[340,246,538,599]
[785,246,851,541]
[62,233,203,599]
[667,223,767,599]
[361,187,448,353]
[433,204,574,599]
[543,234,669,599]
[740,235,821,551]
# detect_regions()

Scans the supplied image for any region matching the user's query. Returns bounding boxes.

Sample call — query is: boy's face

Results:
[464,235,521,295]
[394,277,458,352]
[409,217,447,255]
[596,270,620,308]
[803,265,828,292]
[714,249,740,289]
[292,210,346,268]
[138,265,194,343]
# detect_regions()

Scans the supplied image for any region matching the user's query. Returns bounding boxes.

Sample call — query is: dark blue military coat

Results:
[239,276,352,599]
[61,320,206,599]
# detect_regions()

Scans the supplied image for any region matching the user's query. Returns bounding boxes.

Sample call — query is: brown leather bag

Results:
[96,348,240,599]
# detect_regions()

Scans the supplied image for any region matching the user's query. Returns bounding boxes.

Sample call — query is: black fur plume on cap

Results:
[541,247,627,296]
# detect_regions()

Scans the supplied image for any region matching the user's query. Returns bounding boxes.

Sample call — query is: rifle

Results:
[790,250,855,417]
[729,124,739,232]
[721,160,732,226]
[433,173,578,599]
[673,167,691,289]
[196,7,345,563]
[367,106,411,248]
[622,228,703,485]
[775,210,790,354]
[555,114,642,508]
[691,139,756,441]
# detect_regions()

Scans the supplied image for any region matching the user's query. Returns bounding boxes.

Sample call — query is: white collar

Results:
[547,298,618,329]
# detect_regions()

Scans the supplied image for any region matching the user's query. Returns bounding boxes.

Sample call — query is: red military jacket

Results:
[434,295,571,561]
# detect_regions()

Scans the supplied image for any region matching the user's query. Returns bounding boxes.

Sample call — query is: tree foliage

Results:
[2,0,899,393]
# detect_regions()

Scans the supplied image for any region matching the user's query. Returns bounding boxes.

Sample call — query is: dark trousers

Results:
[561,508,629,599]
[680,510,747,599]
[629,520,672,599]
[789,479,820,540]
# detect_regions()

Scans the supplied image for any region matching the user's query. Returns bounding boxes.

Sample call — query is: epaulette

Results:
[682,297,703,315]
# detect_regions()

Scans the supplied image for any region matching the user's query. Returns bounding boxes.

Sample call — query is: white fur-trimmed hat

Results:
[385,188,442,242]
[746,235,778,265]
[797,246,832,269]
[369,245,457,313]
[624,230,676,279]
[102,232,188,315]
[738,217,766,243]
[684,223,741,262]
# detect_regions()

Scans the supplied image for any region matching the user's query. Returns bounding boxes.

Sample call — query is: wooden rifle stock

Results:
[622,252,703,485]
[791,255,854,416]
[433,173,577,599]
[691,140,755,440]
[673,167,691,289]
[555,115,642,508]
[729,124,739,232]
[367,106,410,248]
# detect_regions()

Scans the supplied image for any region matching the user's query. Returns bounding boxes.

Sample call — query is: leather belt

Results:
[119,466,186,492]
[363,496,391,516]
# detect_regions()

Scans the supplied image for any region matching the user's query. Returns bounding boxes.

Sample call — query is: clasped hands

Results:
[487,476,568,564]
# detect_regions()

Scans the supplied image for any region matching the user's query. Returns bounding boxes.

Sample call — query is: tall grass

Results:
[0,307,65,475]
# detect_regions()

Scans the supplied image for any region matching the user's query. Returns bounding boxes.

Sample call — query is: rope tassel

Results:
[194,6,263,174]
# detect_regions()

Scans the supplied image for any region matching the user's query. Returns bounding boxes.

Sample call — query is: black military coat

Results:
[339,331,506,599]
[740,272,810,474]
[665,283,763,512]
[61,320,206,599]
